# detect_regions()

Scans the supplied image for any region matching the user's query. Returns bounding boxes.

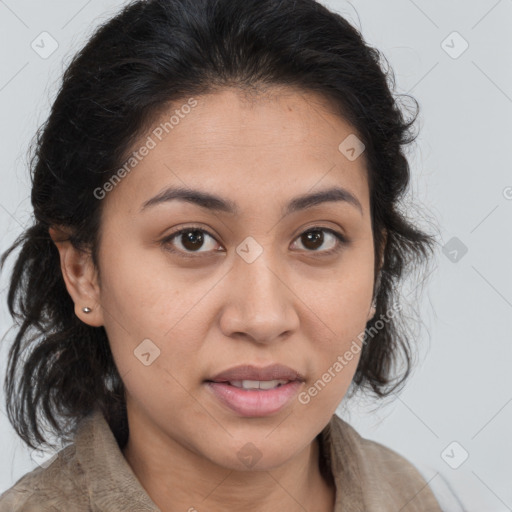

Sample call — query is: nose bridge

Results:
[236,235,286,308]
[244,254,280,298]
[221,235,297,343]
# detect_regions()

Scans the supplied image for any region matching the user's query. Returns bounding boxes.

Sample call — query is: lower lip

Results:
[205,380,303,417]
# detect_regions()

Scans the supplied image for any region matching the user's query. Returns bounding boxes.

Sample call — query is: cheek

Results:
[97,244,211,384]
[295,249,373,404]
[98,240,182,334]
[297,354,360,425]
[296,313,363,427]
[300,255,374,345]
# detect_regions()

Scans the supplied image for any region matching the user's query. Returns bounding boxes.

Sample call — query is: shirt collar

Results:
[75,408,160,511]
[317,413,364,509]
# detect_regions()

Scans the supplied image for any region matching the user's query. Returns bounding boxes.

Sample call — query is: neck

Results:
[122,413,335,512]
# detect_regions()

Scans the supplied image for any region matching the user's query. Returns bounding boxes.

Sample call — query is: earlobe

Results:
[49,226,104,327]
[367,299,377,321]
[368,229,387,322]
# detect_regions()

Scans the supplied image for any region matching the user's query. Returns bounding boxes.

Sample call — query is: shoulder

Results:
[333,415,426,477]
[0,443,89,512]
[327,414,443,511]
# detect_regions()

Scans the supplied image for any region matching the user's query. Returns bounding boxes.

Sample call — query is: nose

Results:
[218,248,299,345]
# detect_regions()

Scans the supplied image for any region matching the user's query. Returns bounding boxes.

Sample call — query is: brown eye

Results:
[180,230,206,251]
[161,225,347,259]
[162,227,221,256]
[292,228,346,255]
[301,230,324,250]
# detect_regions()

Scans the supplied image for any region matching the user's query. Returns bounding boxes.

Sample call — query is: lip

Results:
[205,380,303,417]
[207,364,306,383]
[204,364,306,417]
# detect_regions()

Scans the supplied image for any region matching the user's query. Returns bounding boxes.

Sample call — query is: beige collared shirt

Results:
[0,408,442,511]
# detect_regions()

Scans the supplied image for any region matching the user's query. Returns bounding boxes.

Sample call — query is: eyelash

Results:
[161,225,348,259]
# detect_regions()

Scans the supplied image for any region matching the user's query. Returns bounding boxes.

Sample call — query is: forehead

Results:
[102,87,369,215]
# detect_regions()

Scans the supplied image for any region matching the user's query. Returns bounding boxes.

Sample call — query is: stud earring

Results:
[82,307,92,314]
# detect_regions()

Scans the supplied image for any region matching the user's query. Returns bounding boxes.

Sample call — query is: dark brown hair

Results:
[1,0,435,450]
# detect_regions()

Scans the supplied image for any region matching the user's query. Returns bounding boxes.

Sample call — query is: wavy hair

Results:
[1,0,435,450]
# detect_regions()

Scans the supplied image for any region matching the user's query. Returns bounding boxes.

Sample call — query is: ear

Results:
[367,228,387,321]
[49,225,104,327]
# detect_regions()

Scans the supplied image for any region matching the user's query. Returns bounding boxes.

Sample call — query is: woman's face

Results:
[93,87,376,470]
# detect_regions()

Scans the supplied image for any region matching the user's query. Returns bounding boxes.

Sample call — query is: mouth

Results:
[204,364,305,417]
[206,363,306,383]
[211,379,292,390]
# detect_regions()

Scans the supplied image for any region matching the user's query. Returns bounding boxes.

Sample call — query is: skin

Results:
[50,87,382,512]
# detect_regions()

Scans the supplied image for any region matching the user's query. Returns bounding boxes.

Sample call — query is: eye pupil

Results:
[182,230,204,251]
[302,230,323,250]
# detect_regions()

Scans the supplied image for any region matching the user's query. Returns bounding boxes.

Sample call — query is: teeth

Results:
[229,379,289,390]
[257,379,288,390]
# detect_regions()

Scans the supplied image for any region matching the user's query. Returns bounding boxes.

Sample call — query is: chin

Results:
[200,432,305,472]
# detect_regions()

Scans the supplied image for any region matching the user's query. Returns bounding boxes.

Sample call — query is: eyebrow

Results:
[140,185,363,217]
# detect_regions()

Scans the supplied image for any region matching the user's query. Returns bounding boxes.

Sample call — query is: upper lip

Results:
[207,364,306,383]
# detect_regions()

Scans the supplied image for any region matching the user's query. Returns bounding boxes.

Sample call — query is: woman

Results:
[0,0,443,510]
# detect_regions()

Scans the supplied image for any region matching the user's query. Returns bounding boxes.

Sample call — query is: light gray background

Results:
[0,0,511,510]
